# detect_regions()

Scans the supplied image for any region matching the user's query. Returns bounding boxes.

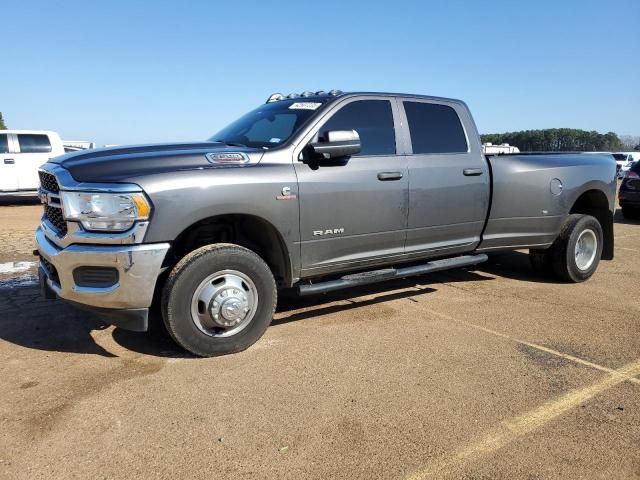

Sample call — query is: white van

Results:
[0,130,65,194]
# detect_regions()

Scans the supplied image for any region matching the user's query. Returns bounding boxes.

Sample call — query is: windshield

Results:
[210,99,330,149]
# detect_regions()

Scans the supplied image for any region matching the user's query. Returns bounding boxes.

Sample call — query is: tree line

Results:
[480,129,634,152]
[0,112,6,130]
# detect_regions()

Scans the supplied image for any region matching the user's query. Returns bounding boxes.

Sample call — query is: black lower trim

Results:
[38,266,57,300]
[68,302,149,332]
[298,254,488,296]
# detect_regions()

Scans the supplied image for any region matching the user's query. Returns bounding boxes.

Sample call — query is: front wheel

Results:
[549,214,603,283]
[161,244,277,357]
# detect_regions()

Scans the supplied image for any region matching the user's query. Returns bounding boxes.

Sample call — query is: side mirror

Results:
[309,130,361,160]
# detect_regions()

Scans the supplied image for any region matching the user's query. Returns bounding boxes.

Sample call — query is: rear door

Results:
[294,97,409,276]
[16,133,52,190]
[0,133,18,191]
[399,98,490,256]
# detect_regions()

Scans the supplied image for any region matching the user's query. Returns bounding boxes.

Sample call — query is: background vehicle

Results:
[62,140,96,151]
[482,142,520,155]
[35,91,616,357]
[613,152,640,177]
[619,161,640,219]
[0,130,64,194]
[618,159,638,179]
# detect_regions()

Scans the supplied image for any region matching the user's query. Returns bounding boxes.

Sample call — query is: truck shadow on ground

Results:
[0,283,118,357]
[113,269,497,358]
[614,208,640,226]
[0,253,560,359]
[473,250,560,284]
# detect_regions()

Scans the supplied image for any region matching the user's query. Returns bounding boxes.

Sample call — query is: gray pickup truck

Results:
[35,91,616,356]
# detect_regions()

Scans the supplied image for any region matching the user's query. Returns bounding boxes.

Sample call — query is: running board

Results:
[297,254,488,296]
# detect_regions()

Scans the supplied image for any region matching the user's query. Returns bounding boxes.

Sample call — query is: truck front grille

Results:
[44,205,68,236]
[38,171,60,193]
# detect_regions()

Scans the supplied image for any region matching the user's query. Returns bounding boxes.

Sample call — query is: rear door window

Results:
[0,134,9,153]
[17,134,52,153]
[320,100,396,156]
[403,101,468,154]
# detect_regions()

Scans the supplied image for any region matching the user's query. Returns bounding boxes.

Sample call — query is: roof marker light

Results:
[286,93,299,99]
[300,91,314,97]
[266,93,285,103]
[315,90,326,96]
[328,89,343,96]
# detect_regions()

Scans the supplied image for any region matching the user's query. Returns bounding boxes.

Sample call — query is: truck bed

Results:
[479,153,616,253]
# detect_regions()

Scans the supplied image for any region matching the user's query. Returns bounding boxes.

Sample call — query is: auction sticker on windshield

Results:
[289,102,322,110]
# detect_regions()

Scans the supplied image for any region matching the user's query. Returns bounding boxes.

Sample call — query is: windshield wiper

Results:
[213,140,248,148]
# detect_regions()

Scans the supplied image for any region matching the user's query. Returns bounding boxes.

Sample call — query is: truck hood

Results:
[49,142,265,183]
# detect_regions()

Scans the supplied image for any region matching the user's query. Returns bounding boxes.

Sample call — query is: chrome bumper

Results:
[35,226,170,309]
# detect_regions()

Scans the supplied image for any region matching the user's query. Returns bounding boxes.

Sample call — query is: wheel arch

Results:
[569,189,613,260]
[166,213,293,287]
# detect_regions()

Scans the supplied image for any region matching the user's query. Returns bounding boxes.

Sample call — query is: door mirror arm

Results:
[305,130,361,166]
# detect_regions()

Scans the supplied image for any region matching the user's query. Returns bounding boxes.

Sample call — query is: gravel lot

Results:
[0,195,639,479]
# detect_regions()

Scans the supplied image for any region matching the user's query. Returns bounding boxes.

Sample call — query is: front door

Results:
[0,133,18,192]
[400,99,490,256]
[294,98,409,277]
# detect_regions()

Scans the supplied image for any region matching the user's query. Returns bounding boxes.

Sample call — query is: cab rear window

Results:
[17,134,52,153]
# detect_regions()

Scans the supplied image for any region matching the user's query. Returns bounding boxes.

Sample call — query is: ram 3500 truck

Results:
[35,91,616,357]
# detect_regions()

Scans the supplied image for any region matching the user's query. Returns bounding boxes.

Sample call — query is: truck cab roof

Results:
[266,90,466,106]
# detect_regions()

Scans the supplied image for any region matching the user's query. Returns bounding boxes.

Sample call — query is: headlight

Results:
[61,191,151,232]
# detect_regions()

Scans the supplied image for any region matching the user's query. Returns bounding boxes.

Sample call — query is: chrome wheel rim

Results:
[190,270,258,337]
[574,229,598,271]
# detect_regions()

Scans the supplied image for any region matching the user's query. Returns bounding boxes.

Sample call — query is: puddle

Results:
[0,274,38,289]
[0,261,37,275]
[0,262,38,290]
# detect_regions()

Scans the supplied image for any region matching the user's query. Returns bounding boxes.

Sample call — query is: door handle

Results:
[4,159,15,164]
[463,168,483,176]
[377,171,403,181]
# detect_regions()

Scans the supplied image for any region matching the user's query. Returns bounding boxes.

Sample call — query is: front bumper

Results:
[36,226,170,312]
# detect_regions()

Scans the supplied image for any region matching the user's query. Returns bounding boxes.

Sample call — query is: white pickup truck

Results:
[0,130,65,194]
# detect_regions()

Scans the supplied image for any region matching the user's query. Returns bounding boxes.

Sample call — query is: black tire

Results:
[549,214,603,283]
[161,244,277,357]
[529,248,554,277]
[621,207,640,220]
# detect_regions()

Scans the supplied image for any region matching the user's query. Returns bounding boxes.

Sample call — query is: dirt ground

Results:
[0,195,639,479]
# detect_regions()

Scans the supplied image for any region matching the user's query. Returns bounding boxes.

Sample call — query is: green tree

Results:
[480,129,622,152]
[0,112,6,130]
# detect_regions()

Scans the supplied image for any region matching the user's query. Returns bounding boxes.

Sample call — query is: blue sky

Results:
[3,0,639,146]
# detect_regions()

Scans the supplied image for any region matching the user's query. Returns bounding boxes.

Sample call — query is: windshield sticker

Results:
[269,138,282,143]
[289,102,322,110]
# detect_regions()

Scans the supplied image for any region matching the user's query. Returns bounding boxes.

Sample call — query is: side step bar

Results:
[298,254,488,296]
